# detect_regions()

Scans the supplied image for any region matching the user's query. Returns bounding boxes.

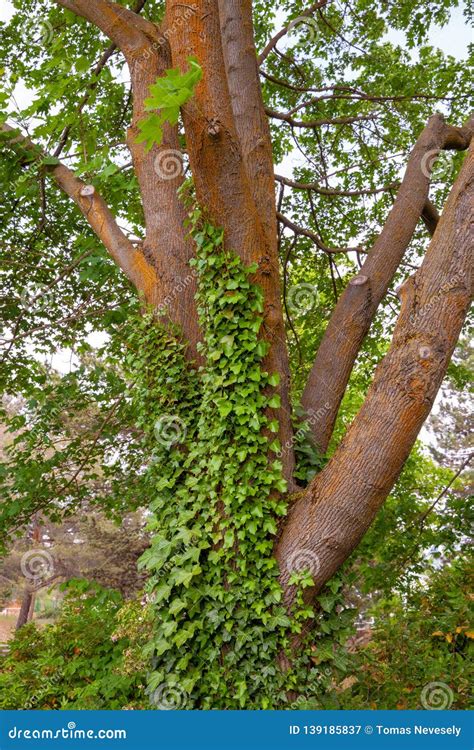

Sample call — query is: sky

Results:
[387,4,472,58]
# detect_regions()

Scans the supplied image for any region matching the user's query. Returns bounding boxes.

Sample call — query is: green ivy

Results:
[123,187,350,708]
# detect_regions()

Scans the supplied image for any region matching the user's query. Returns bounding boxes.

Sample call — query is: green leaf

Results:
[136,57,202,149]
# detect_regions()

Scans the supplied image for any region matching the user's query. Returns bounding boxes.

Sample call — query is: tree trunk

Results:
[6,0,472,627]
[166,0,295,482]
[15,588,34,630]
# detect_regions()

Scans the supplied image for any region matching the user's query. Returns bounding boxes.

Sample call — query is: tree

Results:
[0,391,148,628]
[428,335,473,477]
[0,0,472,708]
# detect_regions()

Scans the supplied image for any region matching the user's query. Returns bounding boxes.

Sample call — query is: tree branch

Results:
[53,0,159,52]
[54,0,151,158]
[258,1,330,65]
[277,212,365,254]
[1,122,156,300]
[278,139,474,605]
[275,173,400,197]
[54,0,201,355]
[421,198,441,237]
[301,113,474,454]
[265,107,376,129]
[260,70,470,103]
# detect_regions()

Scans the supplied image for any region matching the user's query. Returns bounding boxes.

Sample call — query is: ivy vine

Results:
[125,186,351,709]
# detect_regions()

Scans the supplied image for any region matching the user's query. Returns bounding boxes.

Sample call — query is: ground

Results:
[0,615,16,642]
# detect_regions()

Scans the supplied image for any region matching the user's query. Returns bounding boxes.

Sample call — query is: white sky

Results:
[387,4,472,57]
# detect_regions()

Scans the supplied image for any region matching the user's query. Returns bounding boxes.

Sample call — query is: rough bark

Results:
[301,114,474,454]
[166,0,295,483]
[218,0,277,251]
[277,141,473,605]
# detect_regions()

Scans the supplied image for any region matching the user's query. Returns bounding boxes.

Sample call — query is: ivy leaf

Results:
[171,565,201,588]
[268,394,281,409]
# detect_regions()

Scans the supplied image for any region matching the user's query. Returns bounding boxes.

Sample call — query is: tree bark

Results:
[421,199,440,237]
[277,140,473,605]
[301,114,474,454]
[218,0,277,252]
[15,588,34,630]
[166,0,295,482]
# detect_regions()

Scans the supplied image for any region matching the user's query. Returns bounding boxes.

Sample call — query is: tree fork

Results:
[301,113,474,454]
[277,141,473,606]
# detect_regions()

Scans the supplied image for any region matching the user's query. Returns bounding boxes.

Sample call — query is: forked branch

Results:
[53,0,201,354]
[278,140,473,605]
[258,0,330,65]
[301,113,474,454]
